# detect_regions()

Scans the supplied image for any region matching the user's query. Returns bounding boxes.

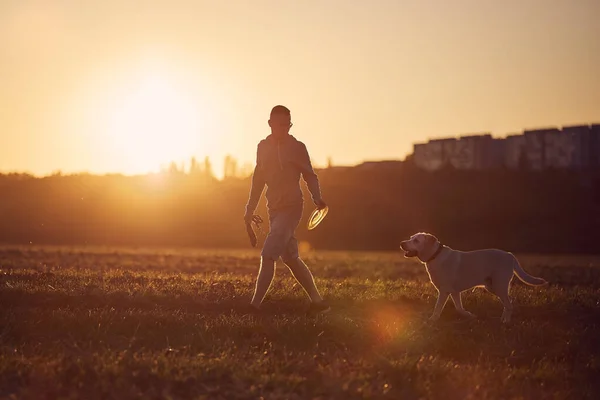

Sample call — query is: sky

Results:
[1,0,599,177]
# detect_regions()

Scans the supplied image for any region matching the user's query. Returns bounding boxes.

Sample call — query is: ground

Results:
[1,246,599,399]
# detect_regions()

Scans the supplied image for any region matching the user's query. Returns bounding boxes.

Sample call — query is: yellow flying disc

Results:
[307,206,329,230]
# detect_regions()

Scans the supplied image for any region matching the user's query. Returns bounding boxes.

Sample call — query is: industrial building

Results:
[412,124,600,171]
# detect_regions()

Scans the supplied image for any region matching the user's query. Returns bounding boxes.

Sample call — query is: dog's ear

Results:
[427,234,438,244]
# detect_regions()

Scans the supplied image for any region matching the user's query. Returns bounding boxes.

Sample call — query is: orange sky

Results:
[1,0,599,177]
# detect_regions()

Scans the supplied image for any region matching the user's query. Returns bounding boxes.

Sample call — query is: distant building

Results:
[591,124,600,167]
[413,141,444,171]
[523,128,553,170]
[414,134,500,171]
[504,134,526,169]
[412,123,600,172]
[546,125,588,169]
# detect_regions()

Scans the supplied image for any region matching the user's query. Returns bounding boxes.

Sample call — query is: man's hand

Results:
[315,199,328,210]
[244,213,264,226]
[244,214,263,248]
[245,222,257,247]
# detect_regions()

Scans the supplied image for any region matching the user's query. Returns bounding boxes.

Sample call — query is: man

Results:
[244,105,330,315]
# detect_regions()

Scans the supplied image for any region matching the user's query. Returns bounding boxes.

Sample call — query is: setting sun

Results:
[105,72,210,175]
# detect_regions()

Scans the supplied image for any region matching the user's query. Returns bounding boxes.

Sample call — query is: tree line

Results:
[1,161,598,254]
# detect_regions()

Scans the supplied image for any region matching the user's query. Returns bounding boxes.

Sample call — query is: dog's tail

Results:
[511,254,547,286]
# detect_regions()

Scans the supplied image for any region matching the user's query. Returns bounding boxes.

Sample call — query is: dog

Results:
[400,232,547,323]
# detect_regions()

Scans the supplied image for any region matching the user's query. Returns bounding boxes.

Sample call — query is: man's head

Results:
[268,105,293,137]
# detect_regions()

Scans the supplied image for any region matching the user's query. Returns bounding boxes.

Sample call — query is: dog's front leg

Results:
[429,291,449,321]
[450,292,476,319]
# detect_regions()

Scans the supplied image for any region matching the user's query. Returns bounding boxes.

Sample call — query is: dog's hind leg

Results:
[492,278,513,323]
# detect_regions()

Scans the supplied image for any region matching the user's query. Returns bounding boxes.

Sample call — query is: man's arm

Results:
[299,143,324,206]
[245,147,266,220]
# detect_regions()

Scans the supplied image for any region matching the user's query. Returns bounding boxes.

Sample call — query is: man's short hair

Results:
[270,105,291,118]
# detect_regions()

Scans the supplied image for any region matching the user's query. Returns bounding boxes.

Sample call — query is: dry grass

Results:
[1,246,599,399]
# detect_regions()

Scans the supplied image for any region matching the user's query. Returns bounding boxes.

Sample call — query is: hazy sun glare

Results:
[105,72,212,175]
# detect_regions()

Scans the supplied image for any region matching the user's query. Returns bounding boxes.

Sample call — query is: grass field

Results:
[1,246,599,399]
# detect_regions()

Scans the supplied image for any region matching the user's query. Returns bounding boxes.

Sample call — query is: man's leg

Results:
[281,212,328,314]
[282,256,323,303]
[250,210,289,308]
[250,256,276,308]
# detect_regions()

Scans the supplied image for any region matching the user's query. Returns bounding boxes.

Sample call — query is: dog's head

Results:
[400,232,439,258]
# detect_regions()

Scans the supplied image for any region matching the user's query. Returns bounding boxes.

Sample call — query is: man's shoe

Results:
[244,304,262,316]
[306,301,331,316]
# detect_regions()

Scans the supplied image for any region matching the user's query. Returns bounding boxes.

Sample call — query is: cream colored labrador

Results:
[400,232,547,323]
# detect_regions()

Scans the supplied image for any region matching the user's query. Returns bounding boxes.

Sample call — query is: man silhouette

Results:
[244,105,330,315]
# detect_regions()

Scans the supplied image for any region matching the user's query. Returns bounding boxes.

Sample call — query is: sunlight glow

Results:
[369,304,413,347]
[106,72,211,174]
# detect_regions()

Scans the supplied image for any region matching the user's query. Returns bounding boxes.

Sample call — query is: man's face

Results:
[268,113,292,136]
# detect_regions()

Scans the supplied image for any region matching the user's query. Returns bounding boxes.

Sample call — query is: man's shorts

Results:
[261,205,303,261]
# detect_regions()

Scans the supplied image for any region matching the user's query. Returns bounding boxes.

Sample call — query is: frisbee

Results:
[307,206,329,230]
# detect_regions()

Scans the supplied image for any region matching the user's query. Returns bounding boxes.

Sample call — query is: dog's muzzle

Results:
[400,241,418,258]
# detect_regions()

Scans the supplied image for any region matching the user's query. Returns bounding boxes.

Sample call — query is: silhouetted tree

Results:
[223,155,238,179]
[168,162,180,175]
[204,156,214,180]
[0,166,597,253]
[190,157,200,175]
